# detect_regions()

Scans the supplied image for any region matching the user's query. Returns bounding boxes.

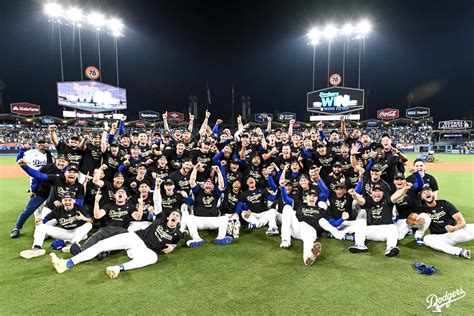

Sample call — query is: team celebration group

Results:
[11,111,473,279]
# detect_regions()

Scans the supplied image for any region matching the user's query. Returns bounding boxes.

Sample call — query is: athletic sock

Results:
[66,259,75,268]
[119,264,125,271]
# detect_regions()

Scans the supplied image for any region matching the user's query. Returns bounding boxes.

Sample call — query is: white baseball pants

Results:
[33,222,92,247]
[186,215,229,240]
[243,208,278,229]
[128,221,152,232]
[71,232,158,271]
[280,205,318,264]
[423,224,474,256]
[396,213,431,240]
[354,224,398,250]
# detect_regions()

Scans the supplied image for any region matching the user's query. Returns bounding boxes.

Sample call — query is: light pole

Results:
[307,28,320,91]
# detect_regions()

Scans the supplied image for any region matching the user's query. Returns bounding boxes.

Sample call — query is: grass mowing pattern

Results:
[0,155,473,314]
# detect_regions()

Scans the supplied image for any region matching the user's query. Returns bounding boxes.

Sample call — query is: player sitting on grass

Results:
[20,192,93,259]
[391,171,431,244]
[49,209,183,279]
[347,182,413,257]
[419,185,472,259]
[184,163,233,247]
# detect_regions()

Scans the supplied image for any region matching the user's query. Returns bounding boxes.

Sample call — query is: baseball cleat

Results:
[415,238,425,247]
[62,243,72,253]
[266,227,279,236]
[248,223,257,230]
[213,236,233,245]
[186,239,205,248]
[226,220,234,236]
[106,266,121,279]
[70,243,82,256]
[304,242,322,266]
[327,232,335,239]
[385,246,400,257]
[406,228,414,236]
[50,239,66,250]
[49,253,68,273]
[344,233,355,241]
[459,249,471,260]
[280,240,291,248]
[20,248,46,259]
[348,245,368,253]
[96,251,111,261]
[232,220,241,239]
[10,228,20,238]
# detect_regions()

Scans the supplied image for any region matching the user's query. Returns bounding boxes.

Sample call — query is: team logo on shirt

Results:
[335,199,347,211]
[109,209,129,219]
[154,225,173,241]
[302,207,320,216]
[59,216,79,227]
[429,210,446,223]
[246,193,262,203]
[371,206,383,218]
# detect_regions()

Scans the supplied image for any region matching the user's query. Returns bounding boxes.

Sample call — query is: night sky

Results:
[0,0,473,122]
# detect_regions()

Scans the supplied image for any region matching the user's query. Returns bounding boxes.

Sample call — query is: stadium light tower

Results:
[43,3,125,85]
[355,20,371,89]
[341,23,353,87]
[307,28,321,91]
[323,24,337,87]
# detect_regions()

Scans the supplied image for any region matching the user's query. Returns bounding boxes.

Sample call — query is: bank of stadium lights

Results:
[307,19,372,44]
[43,3,124,37]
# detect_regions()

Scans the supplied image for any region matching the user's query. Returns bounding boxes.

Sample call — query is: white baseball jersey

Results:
[24,149,49,186]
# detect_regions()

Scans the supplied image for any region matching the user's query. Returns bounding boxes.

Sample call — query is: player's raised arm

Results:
[162,111,170,131]
[132,197,144,221]
[93,164,107,188]
[93,192,106,219]
[48,125,59,148]
[447,211,466,233]
[390,182,412,203]
[188,113,195,133]
[348,188,365,206]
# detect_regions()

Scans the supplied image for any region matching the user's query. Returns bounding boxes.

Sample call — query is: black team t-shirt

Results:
[364,195,395,226]
[43,205,91,229]
[135,212,183,252]
[101,202,136,228]
[419,200,458,234]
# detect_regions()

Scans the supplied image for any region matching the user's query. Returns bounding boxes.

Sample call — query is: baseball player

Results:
[185,163,233,247]
[49,209,183,278]
[391,172,431,244]
[419,185,472,259]
[19,192,93,259]
[406,159,439,198]
[347,182,411,257]
[278,186,326,266]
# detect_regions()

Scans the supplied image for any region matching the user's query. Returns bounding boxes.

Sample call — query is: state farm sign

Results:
[167,112,184,122]
[377,108,399,120]
[10,103,41,116]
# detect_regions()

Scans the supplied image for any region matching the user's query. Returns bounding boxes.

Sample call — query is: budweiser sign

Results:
[10,103,41,116]
[377,108,399,120]
[167,111,184,122]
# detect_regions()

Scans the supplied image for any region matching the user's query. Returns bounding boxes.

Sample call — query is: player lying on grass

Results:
[20,192,93,259]
[419,185,472,259]
[347,182,414,257]
[50,209,183,279]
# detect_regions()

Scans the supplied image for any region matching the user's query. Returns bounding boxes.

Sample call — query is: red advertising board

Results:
[10,103,41,116]
[167,111,184,122]
[377,108,399,120]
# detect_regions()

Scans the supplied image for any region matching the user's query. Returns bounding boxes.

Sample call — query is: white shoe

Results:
[280,240,291,248]
[62,244,72,253]
[20,248,46,259]
[106,266,121,279]
[49,253,68,273]
[226,221,234,236]
[304,242,322,266]
[266,227,279,236]
[232,220,241,239]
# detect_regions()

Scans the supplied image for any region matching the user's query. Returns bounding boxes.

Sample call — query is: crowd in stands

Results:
[0,121,433,145]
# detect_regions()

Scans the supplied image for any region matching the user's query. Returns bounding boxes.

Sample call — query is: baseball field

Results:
[0,154,473,314]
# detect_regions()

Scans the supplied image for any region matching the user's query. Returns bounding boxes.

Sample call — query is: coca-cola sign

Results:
[10,103,41,116]
[377,108,400,120]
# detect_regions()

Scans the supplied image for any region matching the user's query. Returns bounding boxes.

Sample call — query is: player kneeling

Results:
[279,187,332,266]
[20,193,93,259]
[49,210,183,278]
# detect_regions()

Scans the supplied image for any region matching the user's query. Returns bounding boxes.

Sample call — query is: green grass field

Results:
[1,154,473,314]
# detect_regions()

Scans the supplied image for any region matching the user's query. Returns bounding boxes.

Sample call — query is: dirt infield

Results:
[1,160,473,179]
[0,164,25,179]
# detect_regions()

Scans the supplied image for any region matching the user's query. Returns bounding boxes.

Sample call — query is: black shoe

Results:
[385,247,400,257]
[97,251,111,261]
[10,229,20,239]
[70,243,82,256]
